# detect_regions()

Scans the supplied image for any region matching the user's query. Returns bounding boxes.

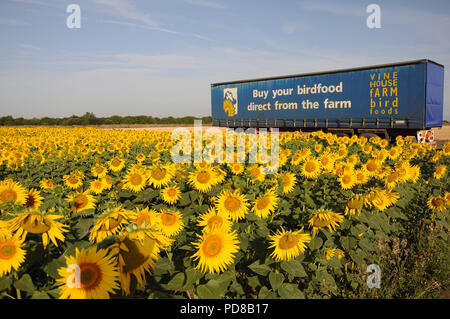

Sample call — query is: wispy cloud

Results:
[183,0,225,10]
[91,0,158,27]
[89,0,213,41]
[89,17,213,42]
[0,17,30,26]
[299,1,366,17]
[10,0,53,6]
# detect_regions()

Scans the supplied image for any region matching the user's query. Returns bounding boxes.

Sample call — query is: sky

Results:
[0,0,449,120]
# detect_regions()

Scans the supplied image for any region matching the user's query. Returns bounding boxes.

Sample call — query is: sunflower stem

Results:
[13,272,21,299]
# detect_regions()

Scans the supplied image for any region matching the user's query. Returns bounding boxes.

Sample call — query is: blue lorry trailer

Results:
[211,59,444,140]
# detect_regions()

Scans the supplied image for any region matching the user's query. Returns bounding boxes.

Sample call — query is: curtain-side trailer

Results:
[211,59,444,141]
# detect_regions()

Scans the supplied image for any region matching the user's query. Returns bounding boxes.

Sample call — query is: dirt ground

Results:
[115,123,450,148]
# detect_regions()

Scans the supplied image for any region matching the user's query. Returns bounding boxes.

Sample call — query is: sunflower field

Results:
[0,126,448,299]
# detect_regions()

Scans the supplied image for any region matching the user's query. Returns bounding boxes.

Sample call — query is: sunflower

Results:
[188,167,218,193]
[101,175,113,190]
[215,189,249,222]
[39,178,54,190]
[408,165,421,183]
[8,211,69,249]
[108,157,125,172]
[122,168,147,193]
[136,153,146,162]
[364,188,399,211]
[157,210,184,237]
[345,194,365,216]
[314,143,323,154]
[444,192,450,206]
[134,207,172,249]
[89,206,137,243]
[24,188,44,210]
[290,151,303,166]
[433,165,446,180]
[276,172,297,194]
[228,162,244,175]
[427,195,446,212]
[147,164,174,188]
[318,153,335,172]
[135,207,159,229]
[57,247,119,299]
[0,220,10,237]
[362,144,372,154]
[112,229,160,295]
[91,164,108,178]
[197,206,232,232]
[395,161,412,182]
[338,170,357,190]
[212,166,227,184]
[384,170,400,190]
[0,179,28,205]
[161,185,181,204]
[363,159,381,177]
[252,189,279,218]
[326,248,337,260]
[0,233,26,276]
[442,142,450,156]
[301,156,321,179]
[89,179,106,195]
[191,228,240,274]
[309,210,344,236]
[347,154,360,166]
[247,164,265,183]
[335,249,345,259]
[63,174,83,190]
[66,190,97,214]
[291,149,310,165]
[387,146,401,160]
[268,227,311,262]
[355,169,369,185]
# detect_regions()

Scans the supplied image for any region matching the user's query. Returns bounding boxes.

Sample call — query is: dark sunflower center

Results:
[166,188,177,197]
[256,196,270,210]
[130,174,143,185]
[196,172,211,184]
[21,214,51,234]
[79,263,102,290]
[74,195,88,209]
[0,244,16,259]
[161,213,176,226]
[342,175,352,184]
[1,190,17,202]
[224,197,240,212]
[151,168,166,181]
[279,234,298,250]
[68,176,79,185]
[305,162,316,173]
[202,235,222,257]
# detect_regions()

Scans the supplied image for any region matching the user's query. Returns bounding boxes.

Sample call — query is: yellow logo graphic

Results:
[223,99,235,117]
[223,88,238,117]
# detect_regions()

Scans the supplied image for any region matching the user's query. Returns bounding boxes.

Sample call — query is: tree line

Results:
[0,113,212,126]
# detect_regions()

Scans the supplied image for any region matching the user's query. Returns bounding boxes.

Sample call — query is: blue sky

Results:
[0,0,449,120]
